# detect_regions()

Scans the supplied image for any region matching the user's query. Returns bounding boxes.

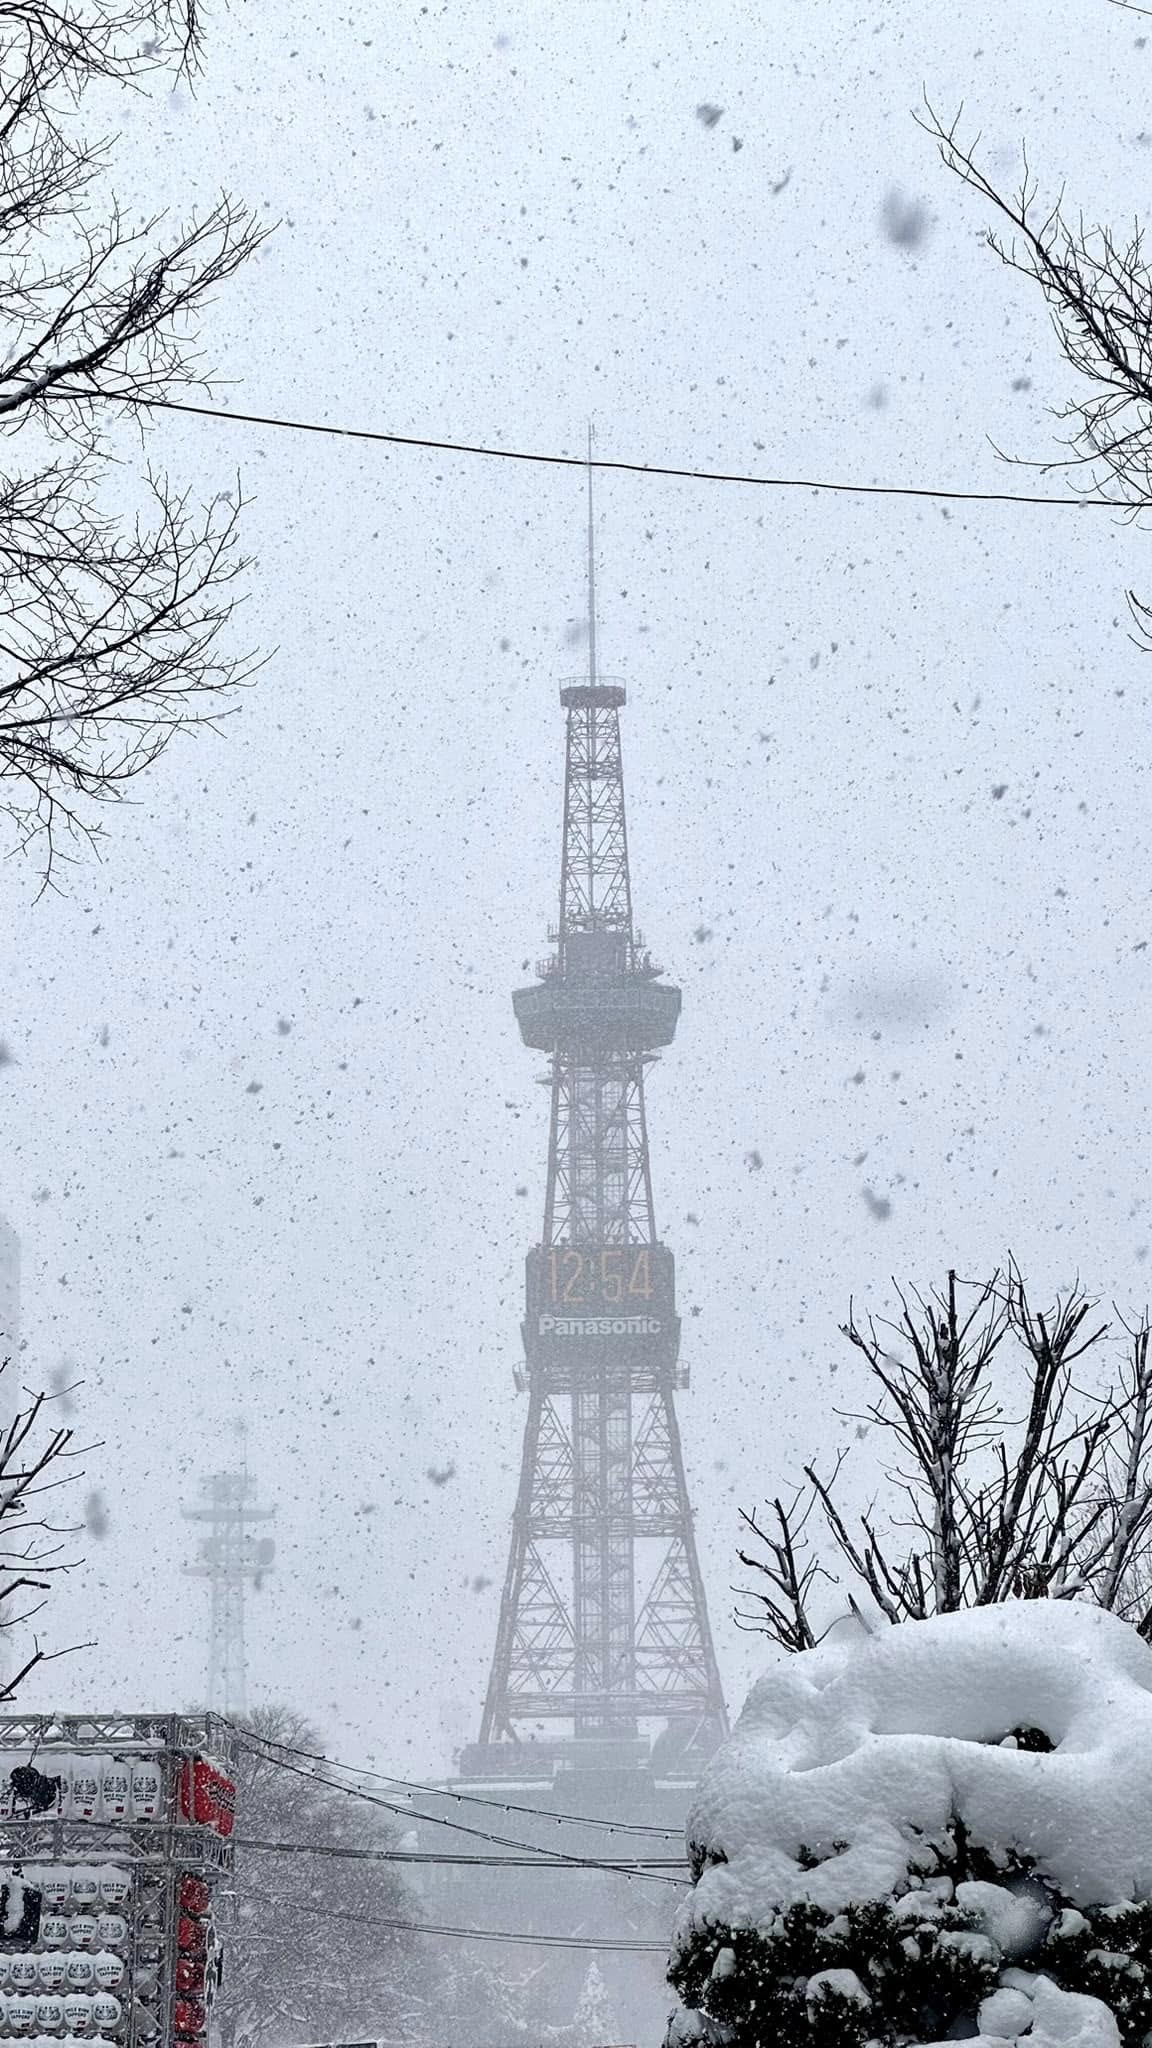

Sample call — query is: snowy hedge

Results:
[666,1603,1152,2048]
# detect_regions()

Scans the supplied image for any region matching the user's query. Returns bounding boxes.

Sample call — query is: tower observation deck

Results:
[461,456,727,1786]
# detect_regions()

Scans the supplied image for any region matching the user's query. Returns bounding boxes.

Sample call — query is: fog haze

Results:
[0,0,1147,1775]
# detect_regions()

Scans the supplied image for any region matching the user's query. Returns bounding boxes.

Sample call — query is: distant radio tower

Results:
[182,1470,276,1716]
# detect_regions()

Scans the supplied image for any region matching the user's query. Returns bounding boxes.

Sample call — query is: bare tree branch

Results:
[919,98,1152,642]
[735,1492,832,1650]
[739,1262,1152,1652]
[0,1354,93,1694]
[0,0,265,869]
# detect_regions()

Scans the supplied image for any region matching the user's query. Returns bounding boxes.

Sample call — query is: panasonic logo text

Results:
[539,1314,663,1337]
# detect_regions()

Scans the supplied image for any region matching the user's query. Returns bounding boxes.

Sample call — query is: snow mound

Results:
[978,1985,1036,2036]
[806,1967,870,2010]
[677,1603,1152,1947]
[921,1975,1121,2048]
[957,1882,1052,1958]
[1026,1978,1122,2048]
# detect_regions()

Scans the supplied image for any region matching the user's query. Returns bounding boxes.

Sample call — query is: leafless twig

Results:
[0,0,266,870]
[740,1264,1152,1649]
[920,98,1152,643]
[0,1355,92,1693]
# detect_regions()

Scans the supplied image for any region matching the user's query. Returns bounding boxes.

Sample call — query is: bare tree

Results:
[221,1714,573,2048]
[1097,1310,1152,1629]
[218,1707,428,2048]
[918,100,1152,643]
[0,0,265,870]
[739,1264,1152,1650]
[0,1354,91,1694]
[736,1489,833,1654]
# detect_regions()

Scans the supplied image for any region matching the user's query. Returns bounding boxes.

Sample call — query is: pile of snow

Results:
[676,1602,1152,1944]
[813,1968,1122,2048]
[941,1973,1119,2048]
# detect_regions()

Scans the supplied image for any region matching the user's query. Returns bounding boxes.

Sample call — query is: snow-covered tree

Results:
[570,1959,618,2047]
[666,1602,1152,2048]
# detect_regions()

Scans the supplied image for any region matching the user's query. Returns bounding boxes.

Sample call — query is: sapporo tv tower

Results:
[459,449,727,1804]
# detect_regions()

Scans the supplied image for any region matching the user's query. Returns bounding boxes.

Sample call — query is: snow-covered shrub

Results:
[666,1603,1152,2048]
[674,1890,1001,2048]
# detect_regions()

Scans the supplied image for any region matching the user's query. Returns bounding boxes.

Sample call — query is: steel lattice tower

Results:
[182,1471,276,1716]
[473,456,727,1767]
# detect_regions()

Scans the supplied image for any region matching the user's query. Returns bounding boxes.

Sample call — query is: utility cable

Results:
[228,1722,683,1839]
[232,1832,688,1875]
[220,1882,669,1953]
[98,392,1143,511]
[231,1726,684,1837]
[232,1740,686,1884]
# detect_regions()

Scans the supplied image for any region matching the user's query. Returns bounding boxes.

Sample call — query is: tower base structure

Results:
[434,1732,716,2045]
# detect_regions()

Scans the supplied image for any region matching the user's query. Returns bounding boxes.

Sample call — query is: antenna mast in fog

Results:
[182,1465,276,1716]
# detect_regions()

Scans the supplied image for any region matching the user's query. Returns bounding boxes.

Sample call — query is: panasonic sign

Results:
[538,1314,663,1337]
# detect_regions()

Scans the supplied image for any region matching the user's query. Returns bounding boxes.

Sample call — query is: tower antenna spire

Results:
[586,420,598,688]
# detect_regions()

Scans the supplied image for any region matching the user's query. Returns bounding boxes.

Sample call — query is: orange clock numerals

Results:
[548,1247,586,1303]
[628,1248,653,1299]
[545,1244,660,1306]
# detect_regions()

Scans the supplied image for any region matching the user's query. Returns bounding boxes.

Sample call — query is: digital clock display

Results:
[524,1243,676,1338]
[542,1245,659,1308]
[523,1245,679,1375]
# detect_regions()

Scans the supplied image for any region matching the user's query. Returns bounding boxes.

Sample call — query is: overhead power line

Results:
[234,1833,687,1873]
[102,392,1143,511]
[232,1737,686,1883]
[229,1723,683,1837]
[223,1883,669,1953]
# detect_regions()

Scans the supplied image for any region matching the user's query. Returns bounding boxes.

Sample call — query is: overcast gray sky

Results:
[1,0,1150,1773]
